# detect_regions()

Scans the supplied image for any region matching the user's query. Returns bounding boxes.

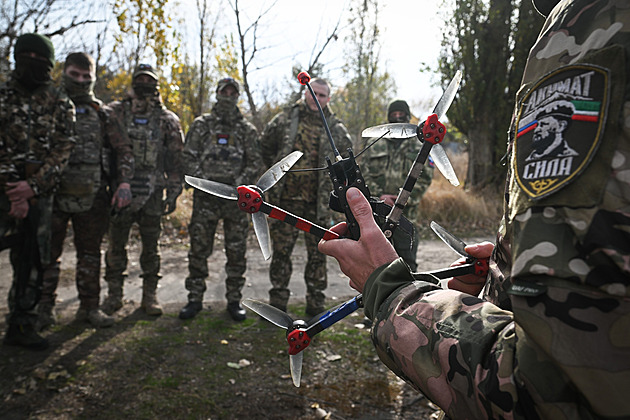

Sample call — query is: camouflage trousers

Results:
[1,193,53,326]
[105,191,163,296]
[41,188,110,311]
[186,192,248,304]
[268,199,326,311]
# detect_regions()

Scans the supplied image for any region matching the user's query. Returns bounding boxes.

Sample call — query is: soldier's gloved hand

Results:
[162,188,180,215]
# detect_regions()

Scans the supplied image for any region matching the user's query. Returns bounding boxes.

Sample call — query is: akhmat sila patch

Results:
[514,64,609,199]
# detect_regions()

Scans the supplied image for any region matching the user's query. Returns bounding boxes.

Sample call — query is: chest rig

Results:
[55,102,104,213]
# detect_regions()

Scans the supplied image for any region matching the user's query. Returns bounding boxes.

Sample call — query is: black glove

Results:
[162,188,181,215]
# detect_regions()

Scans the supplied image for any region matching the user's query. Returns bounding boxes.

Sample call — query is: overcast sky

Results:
[186,0,448,117]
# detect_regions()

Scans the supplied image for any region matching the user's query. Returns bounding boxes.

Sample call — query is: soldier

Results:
[261,78,352,316]
[362,99,434,272]
[0,33,75,350]
[36,53,134,330]
[102,64,184,316]
[179,77,261,321]
[320,1,630,418]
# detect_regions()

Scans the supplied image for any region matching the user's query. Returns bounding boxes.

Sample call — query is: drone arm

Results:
[259,202,340,241]
[305,294,364,338]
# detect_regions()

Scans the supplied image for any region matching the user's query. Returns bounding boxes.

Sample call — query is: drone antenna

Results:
[297,71,342,162]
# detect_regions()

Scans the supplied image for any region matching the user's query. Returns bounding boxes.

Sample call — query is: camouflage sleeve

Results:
[101,103,134,184]
[365,259,520,419]
[237,122,262,186]
[29,94,76,196]
[161,110,184,195]
[182,117,204,176]
[330,118,353,158]
[261,112,285,167]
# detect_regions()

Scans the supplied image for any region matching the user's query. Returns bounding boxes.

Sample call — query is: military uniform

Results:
[104,89,183,315]
[39,88,133,325]
[183,98,261,311]
[0,74,75,331]
[363,1,630,418]
[362,130,434,271]
[261,99,352,313]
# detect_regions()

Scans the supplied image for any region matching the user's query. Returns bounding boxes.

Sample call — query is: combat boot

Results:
[141,279,163,316]
[36,302,57,331]
[4,324,49,350]
[101,293,123,315]
[76,308,115,328]
[102,279,124,315]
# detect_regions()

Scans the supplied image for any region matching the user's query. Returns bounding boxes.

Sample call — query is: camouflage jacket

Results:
[0,75,75,196]
[362,135,434,222]
[183,106,261,186]
[365,1,630,419]
[108,96,184,211]
[55,98,134,213]
[261,99,352,222]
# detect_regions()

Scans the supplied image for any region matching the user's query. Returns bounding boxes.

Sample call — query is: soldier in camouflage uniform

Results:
[179,78,261,321]
[36,53,134,330]
[0,34,75,350]
[261,78,352,316]
[102,64,184,316]
[362,99,434,271]
[320,1,630,418]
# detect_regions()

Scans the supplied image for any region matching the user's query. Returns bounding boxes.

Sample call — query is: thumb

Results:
[346,188,375,228]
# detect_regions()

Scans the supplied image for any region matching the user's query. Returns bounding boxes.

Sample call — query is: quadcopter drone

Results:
[186,69,487,387]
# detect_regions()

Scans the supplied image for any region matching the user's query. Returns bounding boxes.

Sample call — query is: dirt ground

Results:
[0,226,493,420]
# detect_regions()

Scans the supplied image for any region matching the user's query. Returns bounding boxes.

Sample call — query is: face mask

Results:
[133,82,158,98]
[14,55,52,91]
[214,94,239,115]
[62,73,95,103]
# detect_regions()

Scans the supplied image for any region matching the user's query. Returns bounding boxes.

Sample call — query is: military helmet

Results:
[133,63,158,81]
[216,77,240,94]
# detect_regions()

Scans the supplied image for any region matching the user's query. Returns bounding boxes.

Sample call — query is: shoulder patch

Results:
[514,64,610,199]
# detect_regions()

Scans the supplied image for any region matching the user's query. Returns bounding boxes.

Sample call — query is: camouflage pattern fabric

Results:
[41,96,134,311]
[186,192,249,304]
[105,191,163,293]
[268,199,327,311]
[105,95,183,293]
[41,187,110,310]
[54,101,133,213]
[362,135,434,271]
[183,104,261,304]
[261,100,353,222]
[363,1,630,418]
[261,100,352,310]
[0,76,76,326]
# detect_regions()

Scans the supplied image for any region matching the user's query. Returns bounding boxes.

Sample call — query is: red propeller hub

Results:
[297,71,311,85]
[422,113,446,145]
[237,185,263,214]
[287,328,311,355]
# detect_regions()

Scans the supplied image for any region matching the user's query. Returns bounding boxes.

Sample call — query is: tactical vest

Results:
[125,100,162,204]
[198,114,247,184]
[55,102,104,213]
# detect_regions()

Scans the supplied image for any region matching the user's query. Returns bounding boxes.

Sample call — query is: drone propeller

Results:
[362,70,463,239]
[186,151,340,259]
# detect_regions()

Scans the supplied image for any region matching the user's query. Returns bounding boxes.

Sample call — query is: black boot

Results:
[4,324,49,350]
[179,301,203,320]
[227,302,246,322]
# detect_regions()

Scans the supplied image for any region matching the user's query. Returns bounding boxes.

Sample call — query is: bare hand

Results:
[318,188,399,292]
[6,181,35,202]
[446,241,494,295]
[111,182,132,209]
[8,199,29,219]
[379,193,397,207]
